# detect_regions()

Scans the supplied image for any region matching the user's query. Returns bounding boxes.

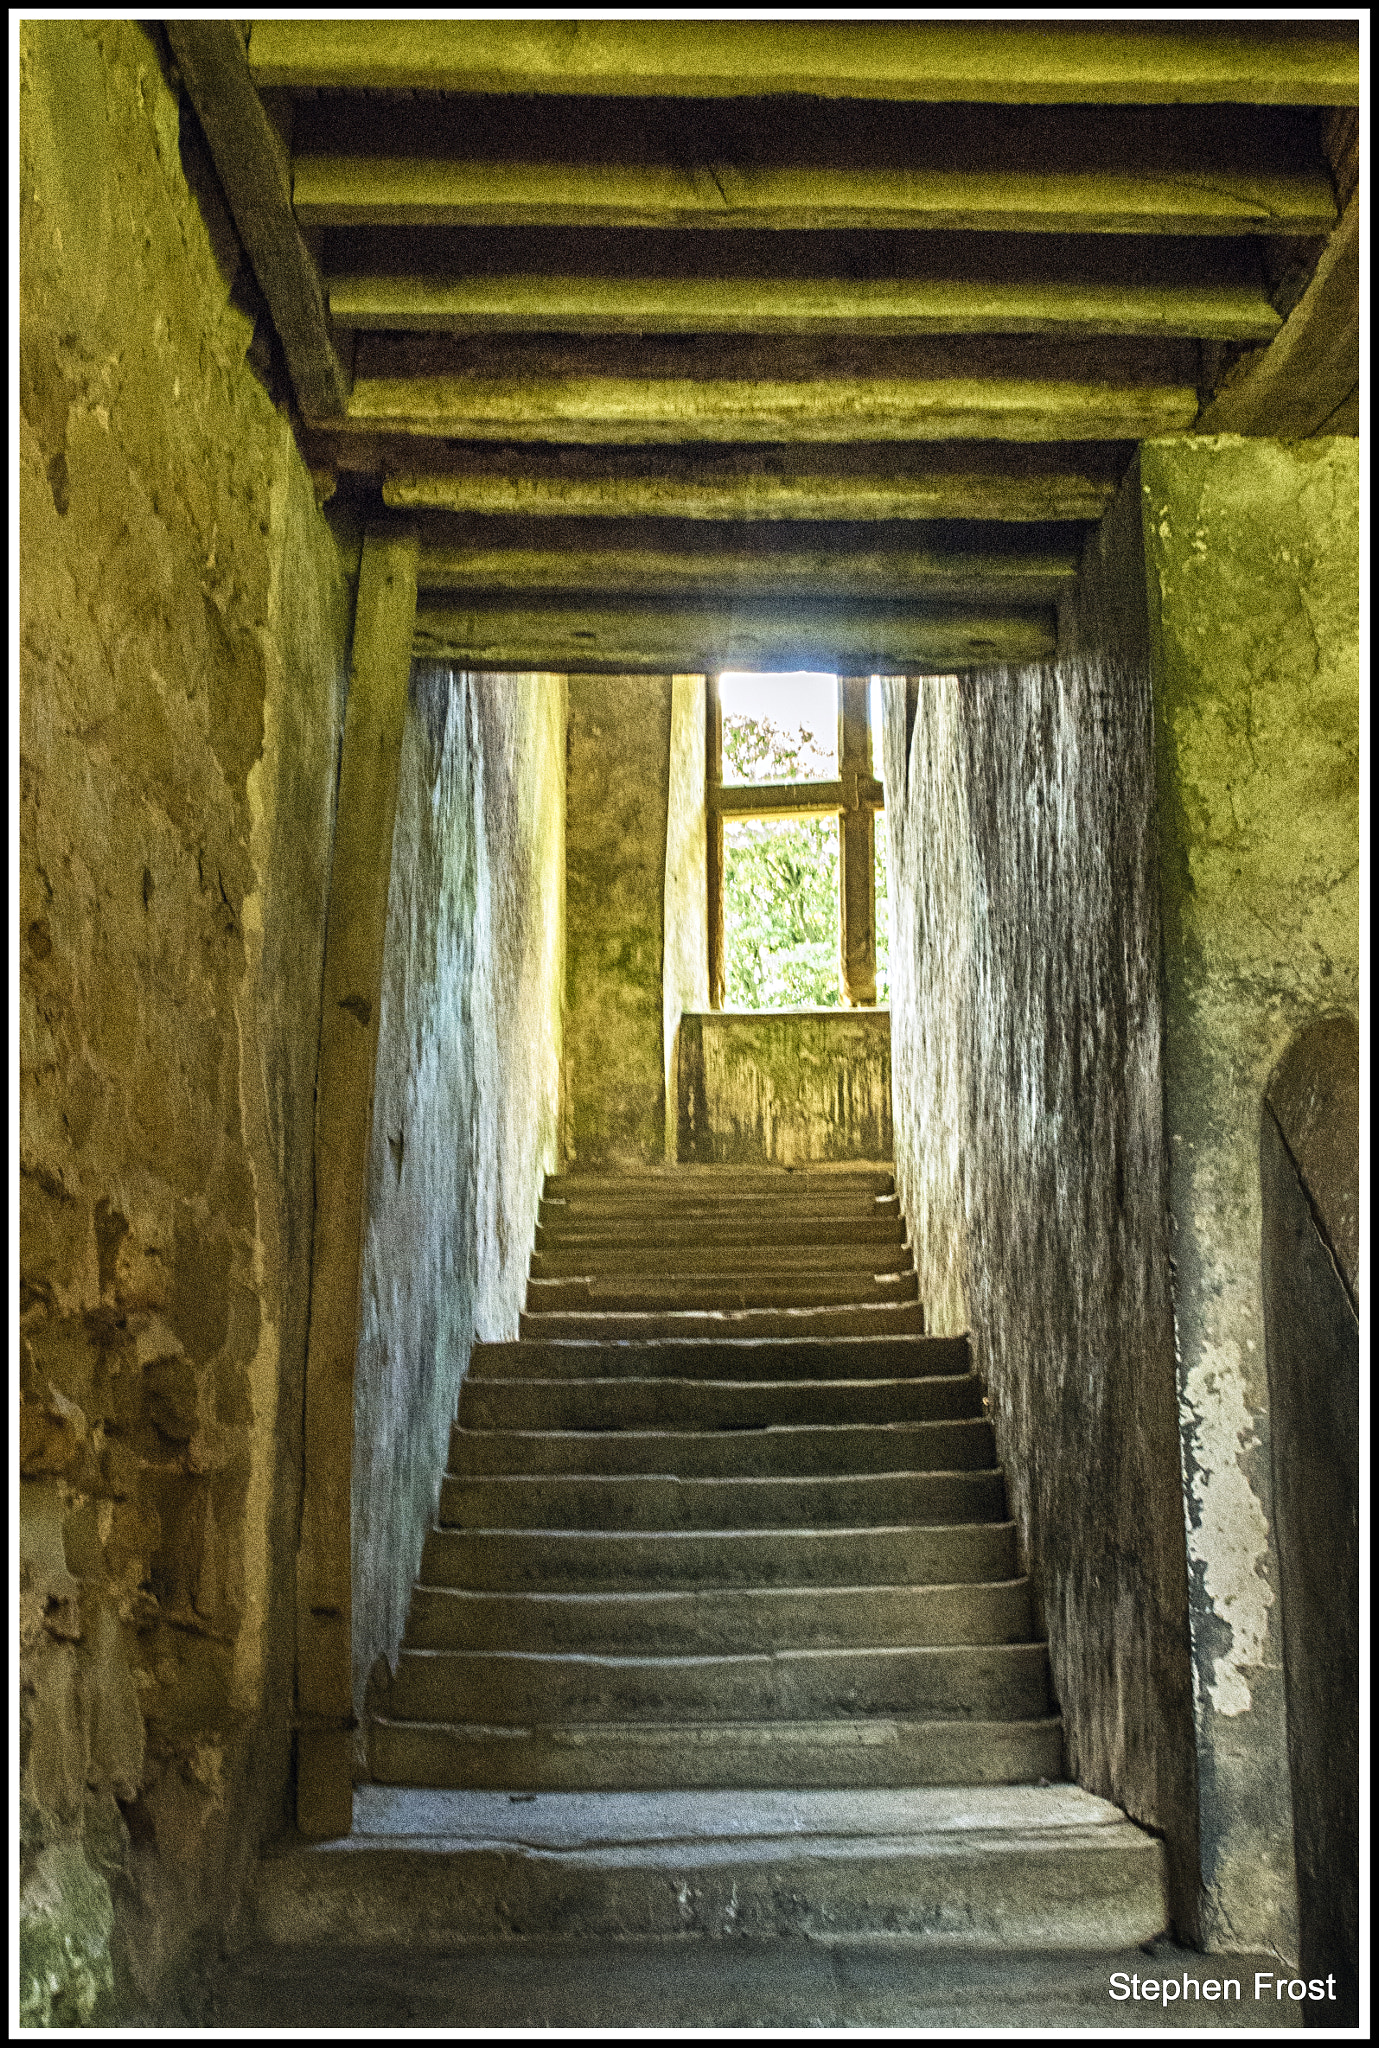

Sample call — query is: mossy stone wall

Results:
[20,21,350,2020]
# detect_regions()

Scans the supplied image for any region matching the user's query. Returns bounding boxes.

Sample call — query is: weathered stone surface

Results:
[882,647,1197,1938]
[352,667,566,1747]
[20,17,350,2014]
[563,676,676,1166]
[19,1843,116,2028]
[663,677,710,1157]
[1141,434,1358,1958]
[677,1010,892,1164]
[200,1935,1306,2031]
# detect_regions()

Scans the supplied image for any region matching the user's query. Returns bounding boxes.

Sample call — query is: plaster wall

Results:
[1141,434,1359,1957]
[19,21,350,2020]
[677,1011,892,1164]
[662,675,710,1158]
[881,644,1198,1934]
[353,669,565,1738]
[564,676,674,1166]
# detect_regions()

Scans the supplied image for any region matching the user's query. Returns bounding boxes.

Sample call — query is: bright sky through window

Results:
[719,672,837,783]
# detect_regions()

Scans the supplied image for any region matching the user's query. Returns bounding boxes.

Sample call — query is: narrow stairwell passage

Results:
[248,1166,1175,1989]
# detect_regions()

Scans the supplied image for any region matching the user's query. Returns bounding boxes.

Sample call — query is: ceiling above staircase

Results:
[167,20,1359,674]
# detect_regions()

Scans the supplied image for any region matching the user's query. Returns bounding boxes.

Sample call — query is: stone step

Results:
[519,1303,926,1341]
[403,1577,1035,1655]
[529,1242,914,1278]
[544,1168,895,1200]
[541,1197,902,1230]
[449,1415,997,1477]
[369,1713,1066,1791]
[457,1373,979,1434]
[209,1938,1295,2031]
[438,1467,1005,1531]
[418,1521,1018,1592]
[387,1642,1053,1726]
[535,1214,908,1250]
[468,1333,969,1382]
[524,1272,920,1311]
[251,1785,1166,1954]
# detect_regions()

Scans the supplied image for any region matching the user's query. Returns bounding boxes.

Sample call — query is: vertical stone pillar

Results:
[706,674,725,1010]
[1142,434,1358,1957]
[839,676,876,1007]
[296,529,417,1837]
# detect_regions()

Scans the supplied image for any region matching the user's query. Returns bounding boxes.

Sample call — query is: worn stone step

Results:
[541,1198,902,1231]
[529,1242,913,1278]
[468,1334,968,1382]
[535,1214,908,1251]
[545,1168,895,1200]
[417,1521,1018,1592]
[438,1467,1005,1531]
[524,1272,920,1311]
[213,1938,1292,2031]
[458,1373,979,1434]
[519,1303,926,1341]
[388,1642,1052,1727]
[369,1712,1065,1792]
[449,1416,997,1477]
[403,1577,1035,1656]
[251,1785,1166,1954]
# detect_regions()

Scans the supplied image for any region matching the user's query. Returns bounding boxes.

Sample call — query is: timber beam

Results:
[347,332,1200,444]
[328,268,1281,344]
[412,597,1055,674]
[166,22,353,420]
[291,102,1337,239]
[413,515,1083,602]
[249,21,1358,105]
[296,530,418,1836]
[363,440,1132,525]
[1196,195,1360,437]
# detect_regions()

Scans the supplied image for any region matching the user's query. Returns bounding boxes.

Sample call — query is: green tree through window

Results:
[722,713,889,1008]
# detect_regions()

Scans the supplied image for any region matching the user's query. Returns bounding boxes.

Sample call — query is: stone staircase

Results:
[251,1165,1167,1969]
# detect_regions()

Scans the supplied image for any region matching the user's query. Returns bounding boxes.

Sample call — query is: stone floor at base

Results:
[190,1937,1305,2030]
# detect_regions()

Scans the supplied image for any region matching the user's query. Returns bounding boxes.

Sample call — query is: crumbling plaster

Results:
[20,19,350,2019]
[1141,434,1359,1956]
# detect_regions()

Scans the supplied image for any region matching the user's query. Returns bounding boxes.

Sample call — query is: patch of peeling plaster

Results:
[1182,1354,1272,1716]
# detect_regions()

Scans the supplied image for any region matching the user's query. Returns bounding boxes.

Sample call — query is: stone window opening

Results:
[707,672,888,1010]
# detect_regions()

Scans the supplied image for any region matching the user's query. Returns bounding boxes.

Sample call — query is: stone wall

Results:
[881,648,1199,1935]
[19,21,351,2021]
[563,676,675,1167]
[353,669,565,1740]
[662,676,710,1158]
[677,1011,892,1164]
[1141,435,1359,1958]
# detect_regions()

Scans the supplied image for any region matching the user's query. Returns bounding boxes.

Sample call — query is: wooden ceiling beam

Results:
[291,100,1336,238]
[1196,195,1359,437]
[250,22,1358,105]
[165,23,352,421]
[412,597,1057,674]
[349,440,1133,524]
[328,271,1279,344]
[349,366,1198,448]
[413,516,1083,602]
